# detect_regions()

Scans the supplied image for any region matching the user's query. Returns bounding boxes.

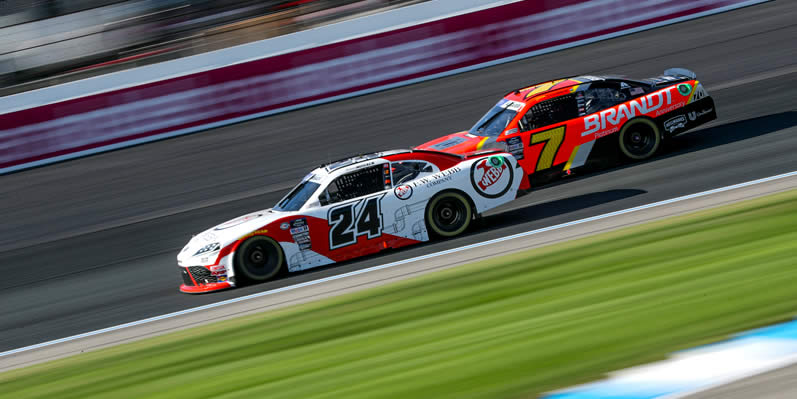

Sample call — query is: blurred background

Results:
[0,0,427,95]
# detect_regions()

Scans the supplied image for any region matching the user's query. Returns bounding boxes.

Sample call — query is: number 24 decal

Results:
[328,195,384,249]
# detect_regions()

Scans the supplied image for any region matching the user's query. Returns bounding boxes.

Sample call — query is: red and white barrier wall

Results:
[0,0,768,174]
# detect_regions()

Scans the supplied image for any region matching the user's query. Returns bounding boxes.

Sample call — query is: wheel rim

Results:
[248,245,268,267]
[239,238,281,281]
[433,197,467,233]
[623,123,657,157]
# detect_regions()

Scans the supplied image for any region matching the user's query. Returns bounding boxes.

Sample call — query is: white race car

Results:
[177,149,522,293]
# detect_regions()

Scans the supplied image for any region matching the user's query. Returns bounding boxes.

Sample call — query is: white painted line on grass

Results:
[2,169,795,358]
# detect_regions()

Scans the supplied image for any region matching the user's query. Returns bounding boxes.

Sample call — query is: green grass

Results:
[2,190,797,399]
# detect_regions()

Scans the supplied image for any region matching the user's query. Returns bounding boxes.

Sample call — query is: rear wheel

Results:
[235,236,284,283]
[426,192,473,238]
[618,118,662,160]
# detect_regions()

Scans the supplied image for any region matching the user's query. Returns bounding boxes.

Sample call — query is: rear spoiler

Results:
[663,67,697,79]
[643,67,697,87]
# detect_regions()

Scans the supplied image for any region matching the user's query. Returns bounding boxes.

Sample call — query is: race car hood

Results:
[415,131,485,154]
[177,208,289,265]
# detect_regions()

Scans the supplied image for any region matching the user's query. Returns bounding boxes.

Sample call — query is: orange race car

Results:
[416,68,716,191]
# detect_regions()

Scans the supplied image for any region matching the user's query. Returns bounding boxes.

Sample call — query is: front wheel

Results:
[235,236,284,283]
[618,118,662,160]
[426,192,473,238]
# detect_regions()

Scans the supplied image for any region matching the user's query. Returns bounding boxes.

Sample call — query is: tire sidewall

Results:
[618,118,662,160]
[426,191,473,238]
[234,236,284,282]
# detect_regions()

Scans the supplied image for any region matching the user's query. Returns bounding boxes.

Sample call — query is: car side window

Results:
[584,86,627,114]
[391,161,434,185]
[520,94,579,131]
[319,164,386,206]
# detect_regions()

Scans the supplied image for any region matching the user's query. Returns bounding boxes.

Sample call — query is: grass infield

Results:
[2,189,796,399]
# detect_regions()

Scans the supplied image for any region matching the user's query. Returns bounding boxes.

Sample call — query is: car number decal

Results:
[328,194,385,249]
[529,126,565,171]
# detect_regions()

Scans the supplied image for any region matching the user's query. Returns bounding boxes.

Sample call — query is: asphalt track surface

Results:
[684,362,797,399]
[1,0,795,360]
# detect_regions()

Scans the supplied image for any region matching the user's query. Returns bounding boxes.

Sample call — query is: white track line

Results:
[2,170,795,358]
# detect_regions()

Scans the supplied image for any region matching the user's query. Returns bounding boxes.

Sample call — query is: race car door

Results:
[383,159,439,245]
[316,162,393,262]
[515,93,581,186]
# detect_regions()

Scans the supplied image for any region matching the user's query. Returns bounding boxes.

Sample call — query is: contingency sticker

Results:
[505,136,524,160]
[290,218,311,250]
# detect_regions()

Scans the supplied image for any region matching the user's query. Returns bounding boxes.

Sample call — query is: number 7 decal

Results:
[529,126,565,172]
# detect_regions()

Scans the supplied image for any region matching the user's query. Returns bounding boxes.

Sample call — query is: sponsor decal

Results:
[505,136,524,160]
[595,126,619,138]
[429,137,467,150]
[290,225,309,234]
[664,115,687,133]
[496,98,526,110]
[654,102,686,117]
[678,83,692,96]
[280,222,290,230]
[630,87,645,96]
[426,175,452,188]
[688,108,713,121]
[217,276,227,282]
[240,228,269,240]
[697,108,713,117]
[504,101,524,111]
[470,156,513,198]
[583,86,677,137]
[201,232,217,242]
[394,184,413,200]
[411,167,461,188]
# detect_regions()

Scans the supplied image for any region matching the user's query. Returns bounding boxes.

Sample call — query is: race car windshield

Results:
[469,100,522,137]
[274,180,321,212]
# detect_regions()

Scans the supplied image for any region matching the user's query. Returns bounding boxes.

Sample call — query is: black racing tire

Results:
[234,236,284,283]
[618,118,662,160]
[426,191,473,238]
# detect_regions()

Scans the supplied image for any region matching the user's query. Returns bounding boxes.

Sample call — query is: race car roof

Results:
[508,76,601,98]
[319,149,463,172]
[321,150,407,172]
[506,74,656,102]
